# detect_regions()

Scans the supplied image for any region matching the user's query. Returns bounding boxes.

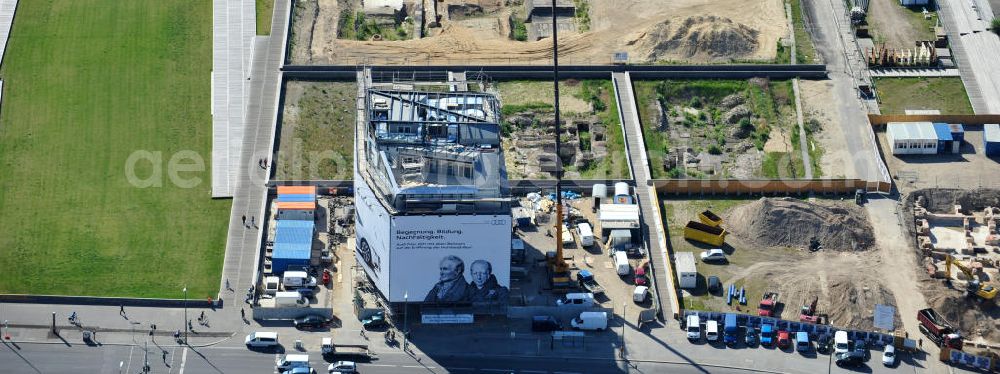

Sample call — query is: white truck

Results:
[274,291,308,307]
[570,311,608,331]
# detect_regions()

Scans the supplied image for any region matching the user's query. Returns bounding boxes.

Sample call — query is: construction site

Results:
[287,0,789,65]
[904,189,1000,348]
[664,196,899,331]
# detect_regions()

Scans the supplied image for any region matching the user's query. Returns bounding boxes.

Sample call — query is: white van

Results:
[570,311,608,331]
[614,251,630,276]
[834,330,850,354]
[705,320,719,342]
[686,315,701,341]
[556,293,595,307]
[282,271,317,289]
[276,354,310,372]
[577,223,595,247]
[245,331,279,349]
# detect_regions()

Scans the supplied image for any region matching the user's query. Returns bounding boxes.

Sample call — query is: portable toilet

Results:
[592,184,607,207]
[986,124,1000,156]
[949,123,965,143]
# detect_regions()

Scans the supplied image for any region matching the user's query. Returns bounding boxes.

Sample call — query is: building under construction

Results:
[353,73,512,307]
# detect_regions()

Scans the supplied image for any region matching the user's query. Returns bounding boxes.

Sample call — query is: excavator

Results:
[945,255,998,301]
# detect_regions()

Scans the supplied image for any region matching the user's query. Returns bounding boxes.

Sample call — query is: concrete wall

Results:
[653,179,889,195]
[281,65,829,81]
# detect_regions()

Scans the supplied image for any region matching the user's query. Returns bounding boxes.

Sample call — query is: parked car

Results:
[777,330,791,349]
[852,340,870,361]
[294,315,332,330]
[328,361,357,373]
[760,324,774,346]
[705,320,719,342]
[835,351,865,367]
[296,287,316,298]
[707,276,721,293]
[686,315,701,341]
[700,249,726,262]
[744,327,757,346]
[882,344,896,367]
[834,330,850,355]
[816,333,833,354]
[795,331,810,353]
[245,331,279,349]
[531,316,562,332]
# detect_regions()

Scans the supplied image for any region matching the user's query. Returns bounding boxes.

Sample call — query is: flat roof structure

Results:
[887,122,937,141]
[675,251,696,274]
[358,88,510,215]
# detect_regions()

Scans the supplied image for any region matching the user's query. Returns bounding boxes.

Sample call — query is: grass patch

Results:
[788,0,817,63]
[874,77,973,114]
[275,81,356,180]
[636,79,796,178]
[256,0,274,35]
[497,80,628,179]
[339,10,413,41]
[0,1,230,297]
[512,17,528,41]
[574,0,591,32]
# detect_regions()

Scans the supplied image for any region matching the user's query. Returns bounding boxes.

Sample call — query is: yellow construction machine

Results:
[945,255,998,301]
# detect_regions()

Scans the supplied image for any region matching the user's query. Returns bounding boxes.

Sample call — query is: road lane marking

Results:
[522,371,547,374]
[126,345,135,374]
[480,369,512,373]
[178,347,188,374]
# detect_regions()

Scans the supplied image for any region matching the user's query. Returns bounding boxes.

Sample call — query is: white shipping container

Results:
[614,182,629,197]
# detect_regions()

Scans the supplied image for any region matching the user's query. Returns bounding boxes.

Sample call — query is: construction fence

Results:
[653,178,890,195]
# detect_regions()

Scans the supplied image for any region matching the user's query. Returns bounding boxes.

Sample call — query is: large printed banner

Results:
[389,214,511,303]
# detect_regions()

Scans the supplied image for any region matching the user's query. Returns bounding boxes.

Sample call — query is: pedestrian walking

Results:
[225,278,231,291]
[251,216,256,228]
[919,338,923,348]
[258,158,263,168]
[242,215,246,227]
[199,311,205,321]
[263,158,269,168]
[119,303,126,318]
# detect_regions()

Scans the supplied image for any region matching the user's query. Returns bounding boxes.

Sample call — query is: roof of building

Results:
[273,220,313,260]
[277,186,316,195]
[949,123,964,133]
[887,122,937,141]
[277,194,315,203]
[360,87,510,215]
[986,124,1000,142]
[599,204,640,222]
[933,123,953,141]
[276,201,316,210]
[675,251,697,273]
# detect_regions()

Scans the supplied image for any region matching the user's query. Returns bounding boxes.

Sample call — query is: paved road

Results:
[938,0,1000,113]
[806,0,882,181]
[612,71,677,320]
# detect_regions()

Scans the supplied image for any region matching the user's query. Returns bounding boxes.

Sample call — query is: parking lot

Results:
[878,128,1000,191]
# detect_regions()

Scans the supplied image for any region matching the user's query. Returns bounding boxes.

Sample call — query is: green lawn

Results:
[874,77,974,114]
[257,0,274,35]
[275,81,356,180]
[0,1,230,298]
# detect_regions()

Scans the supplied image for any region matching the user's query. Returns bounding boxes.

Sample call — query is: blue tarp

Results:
[277,194,315,202]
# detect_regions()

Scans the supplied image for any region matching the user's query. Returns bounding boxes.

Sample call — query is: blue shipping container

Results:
[277,194,315,202]
[272,220,314,274]
[933,123,953,154]
[985,124,1000,156]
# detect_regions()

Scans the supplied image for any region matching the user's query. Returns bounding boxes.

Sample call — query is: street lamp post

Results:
[183,286,188,344]
[403,291,409,351]
[621,302,627,359]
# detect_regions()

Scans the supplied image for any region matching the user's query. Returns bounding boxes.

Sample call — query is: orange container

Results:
[277,186,316,196]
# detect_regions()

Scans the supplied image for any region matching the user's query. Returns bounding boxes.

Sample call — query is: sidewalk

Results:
[0,303,250,348]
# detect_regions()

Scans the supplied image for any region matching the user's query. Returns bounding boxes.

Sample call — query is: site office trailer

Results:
[353,179,511,303]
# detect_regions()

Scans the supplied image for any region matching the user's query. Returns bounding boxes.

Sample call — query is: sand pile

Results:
[636,16,760,61]
[726,197,876,251]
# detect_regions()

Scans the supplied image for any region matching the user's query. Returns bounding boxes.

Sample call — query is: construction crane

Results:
[945,255,998,301]
[545,0,572,289]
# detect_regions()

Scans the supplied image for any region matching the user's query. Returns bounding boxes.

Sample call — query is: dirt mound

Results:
[924,282,1000,341]
[635,16,760,61]
[726,197,876,251]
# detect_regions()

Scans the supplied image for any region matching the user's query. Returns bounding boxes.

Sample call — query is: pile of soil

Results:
[924,282,1000,341]
[726,197,876,251]
[636,16,760,61]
